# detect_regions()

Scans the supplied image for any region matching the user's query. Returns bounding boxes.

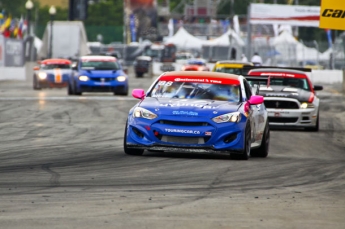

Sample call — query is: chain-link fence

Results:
[35,22,345,70]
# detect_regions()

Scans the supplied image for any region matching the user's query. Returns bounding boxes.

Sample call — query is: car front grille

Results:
[159,120,209,126]
[268,117,298,123]
[159,136,210,144]
[264,100,299,109]
[90,78,115,82]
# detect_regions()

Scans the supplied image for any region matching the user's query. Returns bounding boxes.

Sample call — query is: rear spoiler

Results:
[243,66,312,73]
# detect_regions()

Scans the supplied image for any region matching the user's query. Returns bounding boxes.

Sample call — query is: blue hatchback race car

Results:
[68,55,128,96]
[124,71,270,160]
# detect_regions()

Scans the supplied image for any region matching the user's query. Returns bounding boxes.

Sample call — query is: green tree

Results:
[0,0,27,18]
[85,0,123,26]
[84,0,124,43]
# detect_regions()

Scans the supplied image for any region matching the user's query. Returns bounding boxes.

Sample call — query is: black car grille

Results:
[264,100,299,109]
[268,117,298,123]
[159,120,210,126]
[90,78,115,82]
[80,86,115,92]
[158,135,211,144]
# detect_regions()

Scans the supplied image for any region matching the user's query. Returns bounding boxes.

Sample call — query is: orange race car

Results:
[181,59,210,71]
[33,59,72,90]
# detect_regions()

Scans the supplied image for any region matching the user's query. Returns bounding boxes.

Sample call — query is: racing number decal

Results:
[158,81,173,86]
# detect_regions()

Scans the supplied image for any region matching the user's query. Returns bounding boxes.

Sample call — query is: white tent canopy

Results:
[272,31,322,63]
[206,29,245,46]
[164,27,207,50]
[164,27,245,50]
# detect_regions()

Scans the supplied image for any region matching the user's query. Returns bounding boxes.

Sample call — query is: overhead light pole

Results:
[25,0,34,36]
[49,6,56,59]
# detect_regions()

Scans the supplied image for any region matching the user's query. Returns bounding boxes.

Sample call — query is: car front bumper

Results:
[125,115,247,153]
[77,80,128,92]
[267,107,318,127]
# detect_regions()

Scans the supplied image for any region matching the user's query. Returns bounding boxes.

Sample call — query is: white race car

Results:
[247,68,323,131]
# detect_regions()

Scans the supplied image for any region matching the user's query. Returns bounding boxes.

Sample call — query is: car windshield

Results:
[187,61,205,66]
[270,77,310,91]
[149,78,240,102]
[215,67,242,75]
[81,60,120,70]
[41,64,70,69]
[247,77,311,91]
[176,54,191,60]
[143,49,162,58]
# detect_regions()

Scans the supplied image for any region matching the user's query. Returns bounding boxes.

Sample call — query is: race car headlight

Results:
[38,72,47,80]
[117,76,127,82]
[212,112,241,123]
[133,107,157,119]
[79,75,89,81]
[300,102,314,109]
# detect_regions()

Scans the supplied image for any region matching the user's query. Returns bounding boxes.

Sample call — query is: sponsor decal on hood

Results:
[139,98,239,116]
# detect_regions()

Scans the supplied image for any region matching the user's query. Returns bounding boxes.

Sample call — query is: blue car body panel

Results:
[46,73,70,83]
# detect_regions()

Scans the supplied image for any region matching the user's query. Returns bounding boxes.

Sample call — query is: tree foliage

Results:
[85,0,124,26]
[0,0,27,17]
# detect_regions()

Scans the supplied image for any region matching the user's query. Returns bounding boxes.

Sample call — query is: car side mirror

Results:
[248,95,264,105]
[71,63,78,70]
[132,89,145,99]
[33,66,40,71]
[314,85,323,91]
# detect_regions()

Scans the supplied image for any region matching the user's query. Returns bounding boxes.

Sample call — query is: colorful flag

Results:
[0,16,11,32]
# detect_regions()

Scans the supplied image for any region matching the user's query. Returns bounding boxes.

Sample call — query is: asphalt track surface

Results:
[0,73,344,229]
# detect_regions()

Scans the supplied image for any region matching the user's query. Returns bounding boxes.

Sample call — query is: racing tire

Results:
[230,122,251,160]
[250,121,270,158]
[73,83,82,96]
[305,113,319,132]
[123,121,144,156]
[67,83,74,95]
[136,72,144,78]
[33,75,41,90]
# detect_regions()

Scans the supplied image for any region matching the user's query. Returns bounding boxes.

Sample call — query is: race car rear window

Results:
[215,67,242,75]
[148,76,240,102]
[81,60,120,70]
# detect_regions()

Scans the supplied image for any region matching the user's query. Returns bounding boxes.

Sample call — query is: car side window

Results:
[243,80,252,100]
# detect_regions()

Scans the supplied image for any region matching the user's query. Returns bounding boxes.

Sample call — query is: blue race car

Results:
[68,55,128,96]
[124,71,270,160]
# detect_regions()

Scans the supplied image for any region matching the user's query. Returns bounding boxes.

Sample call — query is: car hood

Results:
[259,86,313,102]
[79,69,124,77]
[139,98,240,117]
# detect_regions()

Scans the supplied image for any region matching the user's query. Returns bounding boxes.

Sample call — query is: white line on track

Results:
[0,97,138,101]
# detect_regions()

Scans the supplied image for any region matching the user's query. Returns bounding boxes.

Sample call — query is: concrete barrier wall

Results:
[0,67,26,80]
[0,62,36,82]
[310,70,343,84]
